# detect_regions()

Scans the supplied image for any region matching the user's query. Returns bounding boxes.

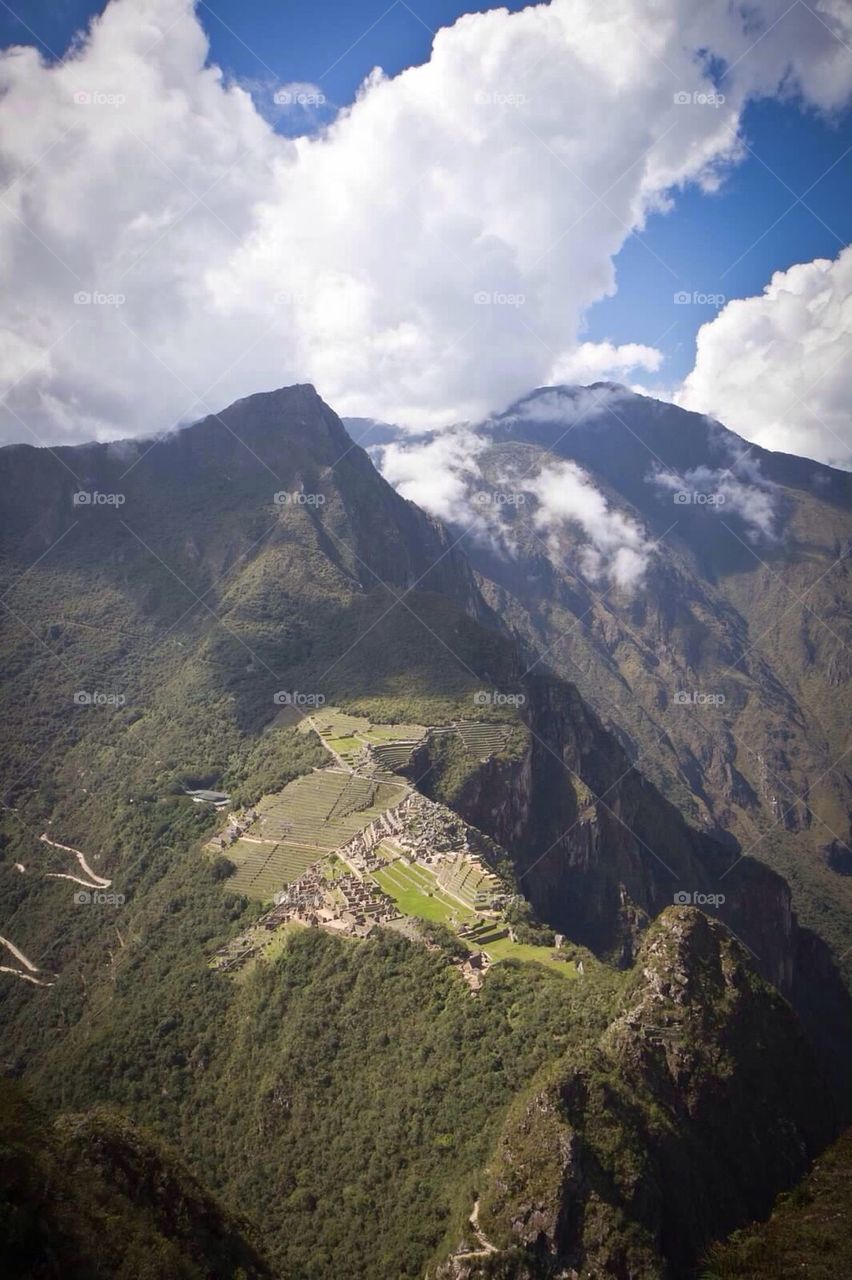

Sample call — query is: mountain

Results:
[700,1125,852,1279]
[1,383,850,1278]
[355,386,852,982]
[431,908,834,1279]
[0,1080,273,1279]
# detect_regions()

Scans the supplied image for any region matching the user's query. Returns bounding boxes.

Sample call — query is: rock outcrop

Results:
[433,908,835,1280]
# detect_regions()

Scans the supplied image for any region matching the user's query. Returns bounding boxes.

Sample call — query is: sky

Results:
[0,0,850,465]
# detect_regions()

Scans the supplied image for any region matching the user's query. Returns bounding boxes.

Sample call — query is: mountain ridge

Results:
[1,379,850,1279]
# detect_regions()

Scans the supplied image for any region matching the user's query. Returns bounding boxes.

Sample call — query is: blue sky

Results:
[587,97,852,383]
[5,0,849,389]
[1,0,849,461]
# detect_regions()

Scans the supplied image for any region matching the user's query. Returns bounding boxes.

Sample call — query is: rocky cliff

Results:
[432,909,835,1280]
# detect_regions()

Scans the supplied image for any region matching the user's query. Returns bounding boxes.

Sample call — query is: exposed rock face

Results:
[434,909,836,1280]
[445,675,795,986]
[456,389,852,1016]
[432,672,852,1120]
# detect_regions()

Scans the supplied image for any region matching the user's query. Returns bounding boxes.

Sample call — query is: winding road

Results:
[40,833,112,887]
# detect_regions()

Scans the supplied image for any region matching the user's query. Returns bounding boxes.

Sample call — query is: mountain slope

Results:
[0,1080,273,1279]
[700,1126,852,1279]
[432,908,834,1280]
[364,386,852,981]
[1,383,850,1279]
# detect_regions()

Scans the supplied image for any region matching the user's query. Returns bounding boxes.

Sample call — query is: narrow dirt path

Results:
[0,965,54,987]
[0,934,39,971]
[0,937,55,987]
[304,716,352,772]
[39,833,111,887]
[46,871,110,888]
[463,1199,498,1257]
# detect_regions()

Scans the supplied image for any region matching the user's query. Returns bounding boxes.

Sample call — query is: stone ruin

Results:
[262,861,400,937]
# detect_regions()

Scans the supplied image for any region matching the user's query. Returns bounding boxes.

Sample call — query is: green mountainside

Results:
[0,1080,273,1279]
[431,908,833,1279]
[1,384,849,1277]
[699,1126,852,1279]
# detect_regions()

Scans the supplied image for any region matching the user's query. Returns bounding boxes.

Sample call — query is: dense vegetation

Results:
[700,1128,852,1280]
[2,386,850,1277]
[0,1080,272,1279]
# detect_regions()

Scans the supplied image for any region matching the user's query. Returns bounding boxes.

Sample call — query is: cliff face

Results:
[442,674,795,987]
[456,386,852,994]
[423,670,852,1120]
[433,909,835,1280]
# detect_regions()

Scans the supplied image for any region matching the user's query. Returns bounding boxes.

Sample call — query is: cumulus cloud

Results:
[678,248,852,469]
[379,426,653,588]
[526,459,653,586]
[379,428,487,525]
[549,341,662,384]
[1,0,852,444]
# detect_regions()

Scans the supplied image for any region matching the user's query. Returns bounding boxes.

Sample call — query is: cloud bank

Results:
[1,0,851,445]
[678,247,852,469]
[650,463,779,541]
[380,428,653,589]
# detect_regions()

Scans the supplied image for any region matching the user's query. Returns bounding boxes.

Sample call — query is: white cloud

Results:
[498,383,632,428]
[549,341,663,384]
[378,426,653,588]
[678,248,852,469]
[1,0,851,445]
[379,428,486,524]
[526,459,653,586]
[650,463,779,541]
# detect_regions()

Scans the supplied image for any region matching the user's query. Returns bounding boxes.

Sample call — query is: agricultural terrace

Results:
[374,857,577,978]
[297,705,514,773]
[227,769,407,898]
[298,707,428,770]
[372,860,475,926]
[217,705,571,980]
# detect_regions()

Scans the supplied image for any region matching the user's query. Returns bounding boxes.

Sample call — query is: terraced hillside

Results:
[456,722,510,760]
[299,706,512,777]
[437,853,503,909]
[227,770,407,898]
[372,860,475,926]
[299,707,428,770]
